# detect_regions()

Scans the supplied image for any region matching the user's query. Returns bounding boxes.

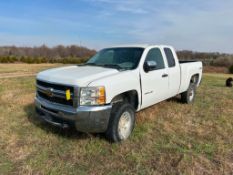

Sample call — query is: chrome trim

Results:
[37,84,74,96]
[35,97,112,114]
[37,85,74,99]
[78,105,112,112]
[36,78,77,108]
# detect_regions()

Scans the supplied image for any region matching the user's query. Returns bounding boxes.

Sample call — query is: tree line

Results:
[0,45,232,68]
[177,50,233,67]
[0,45,96,64]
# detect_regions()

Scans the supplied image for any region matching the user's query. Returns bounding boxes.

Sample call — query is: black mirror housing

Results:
[144,61,157,72]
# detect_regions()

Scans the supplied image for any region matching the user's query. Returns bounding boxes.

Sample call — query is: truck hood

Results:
[37,65,119,86]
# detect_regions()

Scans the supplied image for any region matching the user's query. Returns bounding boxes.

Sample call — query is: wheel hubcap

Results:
[118,111,132,140]
[189,88,194,101]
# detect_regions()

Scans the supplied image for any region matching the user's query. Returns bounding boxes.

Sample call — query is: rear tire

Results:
[181,83,196,104]
[105,103,135,142]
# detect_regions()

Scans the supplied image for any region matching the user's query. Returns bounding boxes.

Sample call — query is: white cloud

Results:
[86,0,233,53]
[1,0,233,53]
[115,6,148,14]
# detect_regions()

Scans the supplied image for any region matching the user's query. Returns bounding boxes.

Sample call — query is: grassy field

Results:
[0,64,232,175]
[0,64,63,74]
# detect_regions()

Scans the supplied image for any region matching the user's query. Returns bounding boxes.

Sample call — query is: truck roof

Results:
[107,44,173,49]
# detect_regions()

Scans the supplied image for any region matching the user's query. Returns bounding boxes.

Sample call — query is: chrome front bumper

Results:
[35,97,112,133]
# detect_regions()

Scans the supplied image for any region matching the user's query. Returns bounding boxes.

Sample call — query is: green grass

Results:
[0,64,232,174]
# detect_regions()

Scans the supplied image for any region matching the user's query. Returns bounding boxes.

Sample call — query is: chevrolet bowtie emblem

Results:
[45,88,53,97]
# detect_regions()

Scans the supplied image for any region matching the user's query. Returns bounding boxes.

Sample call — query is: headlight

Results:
[80,86,106,106]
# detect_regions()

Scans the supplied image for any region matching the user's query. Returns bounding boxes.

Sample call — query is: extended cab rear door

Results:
[163,47,181,97]
[140,47,169,109]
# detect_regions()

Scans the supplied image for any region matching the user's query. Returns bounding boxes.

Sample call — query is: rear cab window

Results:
[164,48,176,67]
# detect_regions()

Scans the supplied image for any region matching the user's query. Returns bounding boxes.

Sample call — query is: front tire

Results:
[105,103,135,142]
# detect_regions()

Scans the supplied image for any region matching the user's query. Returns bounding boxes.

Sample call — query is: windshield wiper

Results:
[102,64,123,70]
[84,63,97,66]
[80,62,102,67]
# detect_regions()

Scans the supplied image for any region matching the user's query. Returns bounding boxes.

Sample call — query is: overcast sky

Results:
[0,0,232,53]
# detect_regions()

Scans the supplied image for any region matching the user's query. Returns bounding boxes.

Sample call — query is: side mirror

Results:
[144,61,157,72]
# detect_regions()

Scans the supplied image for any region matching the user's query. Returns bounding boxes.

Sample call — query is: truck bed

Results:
[179,60,199,64]
[179,61,203,94]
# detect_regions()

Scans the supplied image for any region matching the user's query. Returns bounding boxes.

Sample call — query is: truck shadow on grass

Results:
[167,95,181,102]
[24,96,182,141]
[24,103,105,141]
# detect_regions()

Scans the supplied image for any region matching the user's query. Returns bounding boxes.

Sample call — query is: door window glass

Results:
[145,48,165,70]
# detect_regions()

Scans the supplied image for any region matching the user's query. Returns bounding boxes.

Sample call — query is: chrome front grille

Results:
[36,80,75,107]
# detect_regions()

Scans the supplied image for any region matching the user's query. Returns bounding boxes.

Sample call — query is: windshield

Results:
[86,47,144,70]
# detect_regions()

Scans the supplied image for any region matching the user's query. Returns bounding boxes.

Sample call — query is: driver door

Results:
[140,48,169,109]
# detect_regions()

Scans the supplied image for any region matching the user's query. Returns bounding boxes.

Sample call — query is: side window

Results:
[144,48,165,70]
[164,48,176,67]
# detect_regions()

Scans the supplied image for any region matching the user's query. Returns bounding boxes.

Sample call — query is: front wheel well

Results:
[111,90,139,110]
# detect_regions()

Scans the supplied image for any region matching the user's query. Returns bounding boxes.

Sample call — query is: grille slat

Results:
[36,80,75,107]
[37,85,74,99]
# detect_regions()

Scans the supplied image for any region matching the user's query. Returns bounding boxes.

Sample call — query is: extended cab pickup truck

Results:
[35,45,202,142]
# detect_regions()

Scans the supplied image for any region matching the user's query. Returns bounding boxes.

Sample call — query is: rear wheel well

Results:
[190,74,199,85]
[111,90,139,110]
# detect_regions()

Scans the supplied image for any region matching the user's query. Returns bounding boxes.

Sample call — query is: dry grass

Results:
[0,64,66,79]
[203,66,228,74]
[0,64,232,175]
[0,63,63,74]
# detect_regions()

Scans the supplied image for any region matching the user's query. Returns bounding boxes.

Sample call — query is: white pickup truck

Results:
[35,45,202,142]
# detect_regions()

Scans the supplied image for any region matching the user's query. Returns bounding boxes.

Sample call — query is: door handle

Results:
[162,74,168,78]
